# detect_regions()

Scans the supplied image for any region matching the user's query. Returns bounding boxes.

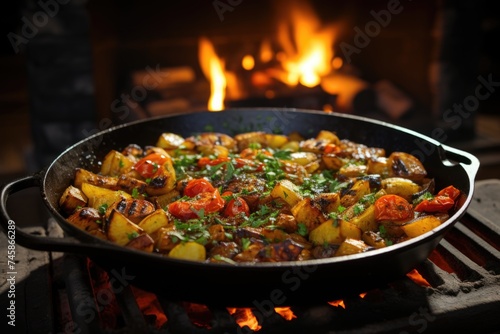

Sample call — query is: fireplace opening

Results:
[88,0,439,127]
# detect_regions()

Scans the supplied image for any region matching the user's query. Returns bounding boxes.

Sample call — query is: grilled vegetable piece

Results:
[342,204,378,232]
[125,233,154,253]
[116,175,148,197]
[388,152,427,182]
[156,132,185,150]
[265,133,289,148]
[311,192,341,215]
[340,179,371,207]
[270,179,303,207]
[106,198,156,224]
[169,241,206,261]
[366,157,389,175]
[316,130,341,144]
[234,131,267,150]
[107,209,144,246]
[74,168,118,189]
[381,177,421,202]
[100,150,135,176]
[66,207,106,239]
[362,231,387,248]
[402,215,441,238]
[257,239,304,262]
[291,198,327,232]
[287,152,318,166]
[322,153,344,170]
[138,209,170,235]
[59,185,88,215]
[335,238,371,256]
[154,226,180,253]
[339,164,368,178]
[81,182,131,210]
[186,132,237,152]
[309,219,361,245]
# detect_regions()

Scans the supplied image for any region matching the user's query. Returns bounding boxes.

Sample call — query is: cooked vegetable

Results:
[107,209,144,246]
[374,194,414,221]
[169,241,206,261]
[59,185,88,215]
[401,215,441,238]
[59,130,461,262]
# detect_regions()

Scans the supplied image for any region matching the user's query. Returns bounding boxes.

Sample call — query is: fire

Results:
[227,308,262,331]
[197,1,341,109]
[406,269,432,287]
[274,307,297,321]
[198,37,226,111]
[275,0,336,88]
[328,299,346,309]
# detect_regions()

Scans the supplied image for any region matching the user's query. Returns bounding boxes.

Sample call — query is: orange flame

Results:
[198,37,226,111]
[406,269,432,287]
[275,0,336,88]
[328,299,346,309]
[227,308,262,331]
[274,307,296,321]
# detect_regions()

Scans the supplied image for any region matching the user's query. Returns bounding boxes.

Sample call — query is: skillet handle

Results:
[0,175,113,253]
[439,144,480,181]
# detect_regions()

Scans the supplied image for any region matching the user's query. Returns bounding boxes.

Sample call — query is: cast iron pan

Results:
[0,108,479,306]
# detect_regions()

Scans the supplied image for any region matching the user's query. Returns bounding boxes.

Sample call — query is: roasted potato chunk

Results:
[107,209,144,246]
[59,185,88,215]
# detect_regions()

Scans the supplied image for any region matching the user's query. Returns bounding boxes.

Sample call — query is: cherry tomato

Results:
[183,178,216,197]
[374,194,414,221]
[324,143,341,154]
[414,195,454,213]
[168,189,225,220]
[437,185,460,201]
[221,191,250,217]
[134,153,169,179]
[197,157,230,168]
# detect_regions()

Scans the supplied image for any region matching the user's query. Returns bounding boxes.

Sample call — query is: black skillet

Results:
[0,108,479,306]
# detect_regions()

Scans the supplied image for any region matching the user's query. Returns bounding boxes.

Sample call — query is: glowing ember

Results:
[132,287,167,329]
[328,299,346,309]
[274,307,296,321]
[275,0,336,88]
[406,269,432,287]
[359,292,367,299]
[227,308,262,331]
[198,37,226,111]
[183,302,213,329]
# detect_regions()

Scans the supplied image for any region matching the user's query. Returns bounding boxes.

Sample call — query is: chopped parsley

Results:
[98,203,108,215]
[126,232,139,240]
[413,191,434,205]
[297,223,308,236]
